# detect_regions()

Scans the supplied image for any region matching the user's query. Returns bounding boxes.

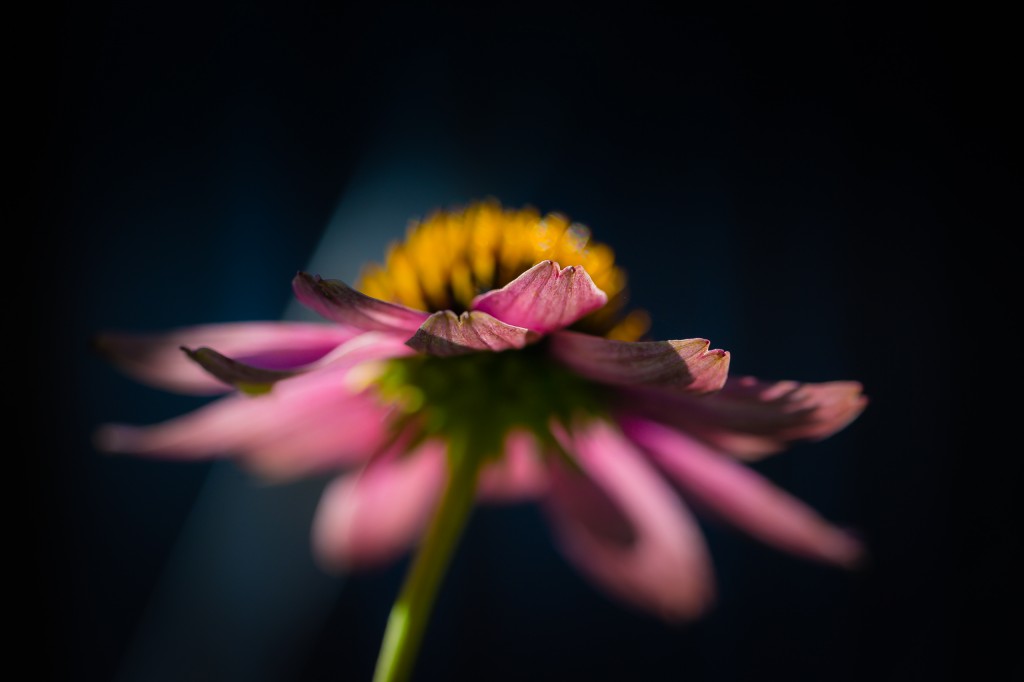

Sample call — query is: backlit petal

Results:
[95,370,379,462]
[549,331,729,393]
[405,310,538,356]
[292,271,430,333]
[94,322,359,395]
[94,333,413,474]
[620,376,867,459]
[235,399,395,481]
[544,420,714,620]
[471,260,608,333]
[622,417,864,567]
[477,430,549,502]
[312,441,446,571]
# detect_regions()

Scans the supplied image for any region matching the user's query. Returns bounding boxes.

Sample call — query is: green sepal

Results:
[376,338,608,469]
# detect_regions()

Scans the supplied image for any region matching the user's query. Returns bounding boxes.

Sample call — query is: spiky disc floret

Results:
[356,199,650,340]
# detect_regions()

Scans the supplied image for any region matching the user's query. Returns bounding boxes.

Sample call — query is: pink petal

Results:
[622,416,864,567]
[94,333,414,475]
[235,398,395,481]
[477,430,549,502]
[312,441,447,571]
[313,329,419,367]
[95,372,379,463]
[544,419,715,620]
[471,260,608,333]
[620,376,867,459]
[292,271,429,333]
[549,331,730,393]
[405,310,538,356]
[94,322,360,395]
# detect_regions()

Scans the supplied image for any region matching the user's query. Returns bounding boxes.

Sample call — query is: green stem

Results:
[372,436,481,682]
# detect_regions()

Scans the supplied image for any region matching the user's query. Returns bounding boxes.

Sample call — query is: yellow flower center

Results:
[356,199,649,340]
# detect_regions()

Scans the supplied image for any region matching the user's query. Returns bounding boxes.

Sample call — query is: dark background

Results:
[32,3,1013,681]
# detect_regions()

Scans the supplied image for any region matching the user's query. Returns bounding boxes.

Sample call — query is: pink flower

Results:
[96,199,872,675]
[96,199,868,671]
[95,202,867,628]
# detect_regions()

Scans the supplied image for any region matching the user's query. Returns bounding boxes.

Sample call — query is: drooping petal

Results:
[180,329,412,396]
[312,441,447,571]
[470,260,608,333]
[292,271,430,333]
[295,329,418,372]
[94,322,360,395]
[95,371,379,463]
[544,419,715,620]
[94,333,414,474]
[405,310,538,356]
[477,430,549,502]
[549,331,729,393]
[622,416,864,567]
[619,376,867,459]
[181,346,299,395]
[234,398,395,481]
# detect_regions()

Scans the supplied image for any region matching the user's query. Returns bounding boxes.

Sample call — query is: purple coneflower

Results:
[96,200,866,682]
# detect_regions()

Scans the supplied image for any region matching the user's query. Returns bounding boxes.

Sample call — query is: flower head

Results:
[96,200,866,676]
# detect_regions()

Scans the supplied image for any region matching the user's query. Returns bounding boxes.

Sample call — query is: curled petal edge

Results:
[549,331,730,393]
[471,260,608,333]
[406,310,539,356]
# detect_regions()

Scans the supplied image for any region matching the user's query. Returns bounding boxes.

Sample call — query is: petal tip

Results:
[659,585,716,622]
[830,529,868,570]
[89,334,111,356]
[93,424,133,454]
[310,482,356,573]
[471,260,607,332]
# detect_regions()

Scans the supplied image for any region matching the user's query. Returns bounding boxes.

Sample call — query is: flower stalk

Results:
[372,432,482,682]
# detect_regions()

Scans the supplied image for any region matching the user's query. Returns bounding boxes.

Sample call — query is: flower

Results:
[95,200,866,679]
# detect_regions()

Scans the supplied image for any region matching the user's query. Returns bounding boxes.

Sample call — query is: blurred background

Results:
[32,3,1010,681]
